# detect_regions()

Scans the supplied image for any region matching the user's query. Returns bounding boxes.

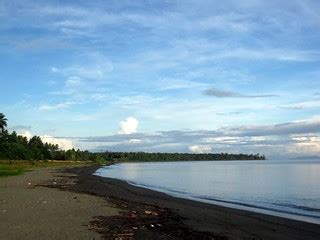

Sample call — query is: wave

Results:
[271,202,320,212]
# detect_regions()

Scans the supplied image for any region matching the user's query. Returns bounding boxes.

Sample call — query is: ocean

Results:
[95,159,320,224]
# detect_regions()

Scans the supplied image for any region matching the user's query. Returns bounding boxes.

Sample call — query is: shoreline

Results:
[96,160,320,225]
[126,180,320,225]
[61,165,320,239]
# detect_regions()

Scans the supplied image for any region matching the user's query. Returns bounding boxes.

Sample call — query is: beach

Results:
[1,165,320,239]
[0,167,119,240]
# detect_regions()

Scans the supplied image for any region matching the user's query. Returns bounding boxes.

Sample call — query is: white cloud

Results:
[189,145,212,154]
[39,101,76,111]
[119,117,139,135]
[128,139,142,144]
[52,52,113,80]
[279,100,320,110]
[19,131,74,150]
[157,78,209,91]
[50,67,59,73]
[205,136,240,144]
[91,93,107,101]
[21,131,33,140]
[65,76,82,87]
[41,135,75,150]
[217,48,320,62]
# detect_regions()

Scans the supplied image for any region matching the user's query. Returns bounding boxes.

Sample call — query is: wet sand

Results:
[1,165,320,239]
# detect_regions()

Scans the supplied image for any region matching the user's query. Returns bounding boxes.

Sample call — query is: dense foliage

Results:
[0,130,102,161]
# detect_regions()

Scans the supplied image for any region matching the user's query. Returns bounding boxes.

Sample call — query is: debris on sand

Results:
[88,199,227,240]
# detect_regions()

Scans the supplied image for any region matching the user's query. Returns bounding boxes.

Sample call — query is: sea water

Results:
[95,159,320,224]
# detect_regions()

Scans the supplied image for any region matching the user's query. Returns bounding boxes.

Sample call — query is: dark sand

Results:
[1,165,320,239]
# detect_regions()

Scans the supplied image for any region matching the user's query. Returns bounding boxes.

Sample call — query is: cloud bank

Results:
[76,117,320,158]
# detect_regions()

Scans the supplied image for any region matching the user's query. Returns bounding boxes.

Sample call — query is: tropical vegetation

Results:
[0,113,265,162]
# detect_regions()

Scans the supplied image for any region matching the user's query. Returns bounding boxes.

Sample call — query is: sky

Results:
[1,0,320,158]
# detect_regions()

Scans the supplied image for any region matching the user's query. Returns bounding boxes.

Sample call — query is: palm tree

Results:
[0,113,7,133]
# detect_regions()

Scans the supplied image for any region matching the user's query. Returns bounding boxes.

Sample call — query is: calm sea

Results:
[95,159,320,224]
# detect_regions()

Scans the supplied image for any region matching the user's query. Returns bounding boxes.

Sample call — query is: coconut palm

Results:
[0,113,7,132]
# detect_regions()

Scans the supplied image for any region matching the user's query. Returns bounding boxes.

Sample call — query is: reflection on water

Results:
[95,159,320,224]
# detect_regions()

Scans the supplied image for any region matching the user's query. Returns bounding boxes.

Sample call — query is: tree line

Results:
[103,151,265,162]
[0,113,265,162]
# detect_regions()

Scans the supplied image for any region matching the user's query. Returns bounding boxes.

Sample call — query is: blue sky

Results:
[1,0,320,157]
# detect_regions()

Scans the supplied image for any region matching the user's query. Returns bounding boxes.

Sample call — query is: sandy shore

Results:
[1,165,320,239]
[0,167,119,240]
